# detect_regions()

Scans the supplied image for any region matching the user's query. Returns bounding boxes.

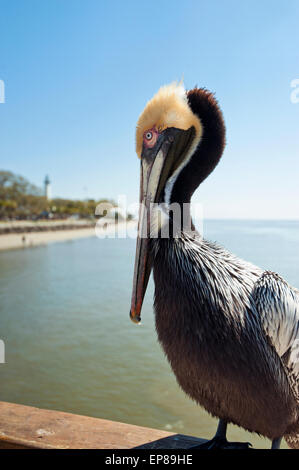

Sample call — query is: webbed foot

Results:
[192,436,252,450]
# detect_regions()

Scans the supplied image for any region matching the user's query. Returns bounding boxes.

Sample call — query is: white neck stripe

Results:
[164,128,202,206]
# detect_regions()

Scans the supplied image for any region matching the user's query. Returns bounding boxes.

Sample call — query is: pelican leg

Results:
[271,437,282,449]
[191,419,252,449]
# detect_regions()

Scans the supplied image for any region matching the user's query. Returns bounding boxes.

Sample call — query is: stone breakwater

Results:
[0,221,95,235]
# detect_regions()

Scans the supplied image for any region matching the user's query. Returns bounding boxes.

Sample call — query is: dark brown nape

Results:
[170,88,226,205]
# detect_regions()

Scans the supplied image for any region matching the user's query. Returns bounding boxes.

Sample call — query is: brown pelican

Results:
[129,82,299,449]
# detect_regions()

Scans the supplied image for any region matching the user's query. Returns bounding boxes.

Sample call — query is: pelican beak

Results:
[130,127,195,323]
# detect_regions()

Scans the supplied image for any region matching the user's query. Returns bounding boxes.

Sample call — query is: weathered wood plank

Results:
[0,401,206,449]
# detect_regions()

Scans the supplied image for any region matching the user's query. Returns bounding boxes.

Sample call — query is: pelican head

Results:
[130,82,225,323]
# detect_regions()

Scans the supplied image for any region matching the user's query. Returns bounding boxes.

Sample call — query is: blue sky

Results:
[0,0,298,218]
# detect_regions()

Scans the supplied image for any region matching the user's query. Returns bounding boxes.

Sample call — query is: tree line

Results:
[0,170,117,220]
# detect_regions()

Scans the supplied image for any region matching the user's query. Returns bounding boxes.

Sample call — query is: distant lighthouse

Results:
[44,175,51,200]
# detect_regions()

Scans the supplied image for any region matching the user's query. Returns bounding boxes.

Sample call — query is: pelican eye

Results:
[145,131,153,140]
[143,128,159,150]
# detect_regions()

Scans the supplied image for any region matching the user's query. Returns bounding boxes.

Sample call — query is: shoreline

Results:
[0,221,136,252]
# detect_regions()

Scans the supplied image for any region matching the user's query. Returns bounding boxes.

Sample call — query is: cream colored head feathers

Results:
[136,82,202,158]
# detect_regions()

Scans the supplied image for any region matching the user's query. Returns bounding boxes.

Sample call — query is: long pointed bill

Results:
[130,127,195,323]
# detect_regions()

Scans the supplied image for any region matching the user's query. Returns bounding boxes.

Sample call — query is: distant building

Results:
[44,175,51,200]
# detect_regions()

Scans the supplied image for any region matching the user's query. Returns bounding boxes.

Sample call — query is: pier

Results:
[0,401,206,449]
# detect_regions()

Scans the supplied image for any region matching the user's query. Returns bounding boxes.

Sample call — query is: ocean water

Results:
[1,219,299,449]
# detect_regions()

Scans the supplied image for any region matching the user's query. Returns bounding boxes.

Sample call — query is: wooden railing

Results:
[0,401,205,449]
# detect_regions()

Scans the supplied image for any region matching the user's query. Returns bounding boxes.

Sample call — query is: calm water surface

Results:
[1,220,299,448]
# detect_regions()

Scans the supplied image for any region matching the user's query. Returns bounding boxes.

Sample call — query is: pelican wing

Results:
[252,271,299,398]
